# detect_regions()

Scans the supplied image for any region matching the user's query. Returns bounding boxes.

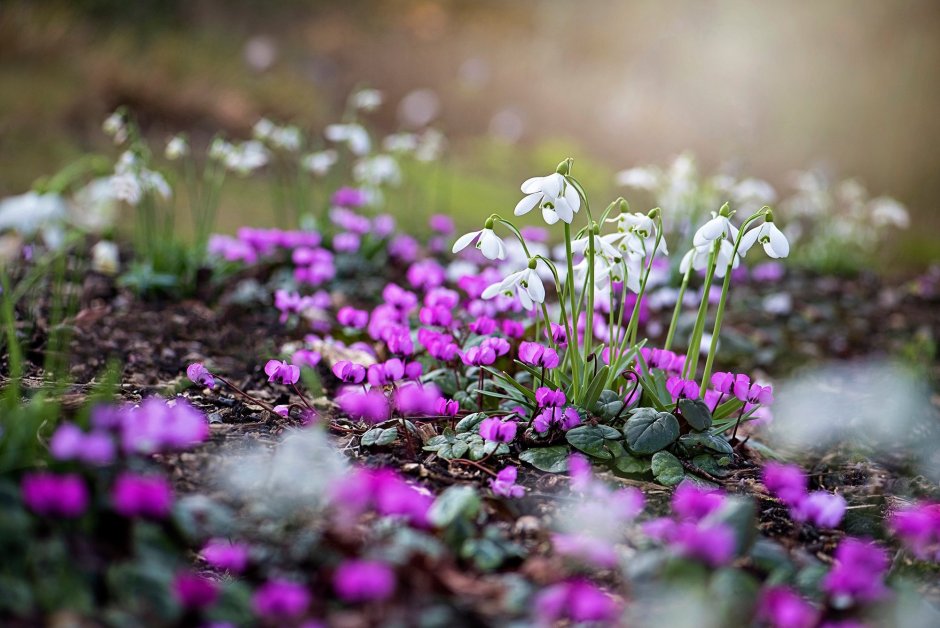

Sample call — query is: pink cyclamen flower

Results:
[50,423,115,466]
[173,572,219,609]
[252,580,311,620]
[710,371,735,395]
[469,317,497,335]
[491,465,525,498]
[762,463,808,506]
[265,360,300,385]
[518,341,560,369]
[479,417,517,443]
[337,306,369,329]
[670,521,736,567]
[535,387,566,408]
[547,323,567,347]
[429,214,455,234]
[333,232,361,252]
[293,349,322,369]
[888,502,940,561]
[823,538,889,605]
[367,359,406,387]
[552,533,619,568]
[533,406,580,434]
[502,319,525,338]
[333,560,396,603]
[394,383,441,416]
[21,472,89,518]
[337,389,390,423]
[112,473,173,519]
[201,539,250,573]
[436,397,459,417]
[332,186,369,208]
[419,305,452,327]
[666,376,699,400]
[671,481,726,522]
[187,363,216,388]
[459,345,497,367]
[120,398,209,455]
[332,360,366,384]
[791,491,847,528]
[757,586,819,628]
[534,579,620,626]
[482,337,511,357]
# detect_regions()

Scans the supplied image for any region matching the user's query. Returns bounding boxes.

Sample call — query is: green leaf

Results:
[519,446,570,473]
[613,452,652,475]
[429,486,481,527]
[679,398,713,430]
[593,389,625,421]
[691,454,729,478]
[713,397,745,421]
[565,425,619,460]
[455,412,487,433]
[679,432,734,455]
[581,365,610,408]
[450,439,469,459]
[651,450,685,486]
[484,367,537,402]
[624,409,680,454]
[361,427,399,447]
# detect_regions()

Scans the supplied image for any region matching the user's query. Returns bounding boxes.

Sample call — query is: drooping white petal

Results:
[540,173,564,198]
[452,230,481,254]
[562,182,580,214]
[526,270,545,303]
[541,207,560,224]
[766,224,790,258]
[478,229,506,260]
[693,215,728,247]
[553,196,574,223]
[738,225,760,255]
[514,193,540,216]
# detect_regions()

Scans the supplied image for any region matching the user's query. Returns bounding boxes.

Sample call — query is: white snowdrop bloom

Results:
[571,232,622,261]
[383,132,419,153]
[762,292,792,316]
[225,141,270,175]
[353,155,401,187]
[164,136,189,160]
[514,172,580,225]
[680,240,741,278]
[70,177,118,232]
[301,150,338,176]
[325,123,371,156]
[615,167,660,190]
[91,240,120,275]
[608,212,668,259]
[109,172,142,206]
[740,219,790,259]
[351,88,383,112]
[208,138,235,162]
[692,211,738,248]
[252,118,276,141]
[102,112,127,144]
[0,192,67,235]
[270,126,302,152]
[481,266,545,310]
[733,178,777,205]
[141,171,172,201]
[414,128,446,162]
[452,227,507,260]
[869,197,909,229]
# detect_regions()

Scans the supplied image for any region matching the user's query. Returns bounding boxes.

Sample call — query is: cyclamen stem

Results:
[664,265,692,352]
[214,375,280,416]
[290,383,314,411]
[449,458,498,477]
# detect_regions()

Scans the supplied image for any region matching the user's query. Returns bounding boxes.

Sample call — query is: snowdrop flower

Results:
[302,149,338,176]
[102,111,127,144]
[383,132,419,153]
[452,225,507,260]
[571,232,622,261]
[481,262,545,310]
[870,197,909,228]
[325,123,371,155]
[740,212,790,259]
[164,135,188,160]
[351,88,383,112]
[514,172,580,225]
[269,126,302,152]
[224,141,269,175]
[692,207,738,248]
[253,118,276,141]
[679,238,740,278]
[414,128,446,162]
[609,211,668,258]
[91,240,120,275]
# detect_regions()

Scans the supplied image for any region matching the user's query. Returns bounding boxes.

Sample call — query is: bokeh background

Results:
[2,0,938,266]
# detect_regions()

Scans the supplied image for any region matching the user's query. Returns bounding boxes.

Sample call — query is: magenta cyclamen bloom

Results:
[763,463,808,506]
[332,360,366,384]
[50,423,115,466]
[337,306,369,329]
[482,337,511,357]
[333,560,396,603]
[186,363,216,389]
[367,359,405,386]
[418,305,452,327]
[469,316,497,334]
[888,502,940,561]
[479,417,518,443]
[394,383,441,416]
[293,349,322,369]
[252,580,311,620]
[491,466,525,498]
[265,359,300,385]
[710,371,735,394]
[823,538,889,605]
[666,376,699,400]
[548,323,567,347]
[21,472,89,518]
[436,397,459,417]
[120,398,209,455]
[671,481,726,522]
[791,491,847,528]
[757,587,819,628]
[332,186,369,208]
[459,345,497,367]
[533,406,580,434]
[330,468,432,527]
[518,341,560,369]
[337,389,390,423]
[202,539,250,573]
[641,348,684,373]
[429,214,455,234]
[535,580,620,626]
[502,319,525,338]
[173,572,219,609]
[649,519,736,567]
[732,374,774,405]
[112,473,173,519]
[536,387,566,408]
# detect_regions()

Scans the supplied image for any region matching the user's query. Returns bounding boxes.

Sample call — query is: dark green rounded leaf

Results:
[651,450,685,486]
[679,432,733,455]
[519,446,570,473]
[625,410,680,454]
[679,398,713,430]
[566,425,619,460]
[613,452,652,475]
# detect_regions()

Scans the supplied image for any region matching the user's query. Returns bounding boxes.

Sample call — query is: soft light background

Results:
[1,0,937,265]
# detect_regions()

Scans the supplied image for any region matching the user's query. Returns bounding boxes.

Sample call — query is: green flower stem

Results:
[683,239,720,380]
[585,230,596,369]
[664,265,693,352]
[563,222,581,397]
[699,210,768,395]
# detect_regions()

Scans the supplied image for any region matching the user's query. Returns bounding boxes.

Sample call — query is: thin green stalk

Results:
[664,265,692,352]
[563,222,580,398]
[683,240,720,380]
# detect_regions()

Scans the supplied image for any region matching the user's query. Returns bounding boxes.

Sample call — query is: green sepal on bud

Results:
[763,207,775,222]
[591,221,600,235]
[647,207,661,220]
[527,257,538,270]
[619,198,630,214]
[484,215,497,230]
[718,202,732,217]
[555,158,573,176]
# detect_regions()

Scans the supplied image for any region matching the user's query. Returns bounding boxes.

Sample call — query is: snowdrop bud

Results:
[647,207,661,220]
[619,198,630,214]
[91,240,120,275]
[527,257,538,270]
[484,216,496,230]
[555,158,571,176]
[718,202,732,217]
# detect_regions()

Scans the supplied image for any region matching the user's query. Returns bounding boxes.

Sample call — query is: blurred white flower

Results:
[301,150,338,176]
[102,112,127,144]
[353,155,400,187]
[325,123,371,156]
[383,132,419,153]
[91,240,120,275]
[0,191,67,235]
[615,166,660,190]
[415,129,446,162]
[70,177,118,232]
[164,136,189,161]
[224,141,269,175]
[351,88,383,112]
[482,266,545,310]
[869,197,909,229]
[252,118,276,141]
